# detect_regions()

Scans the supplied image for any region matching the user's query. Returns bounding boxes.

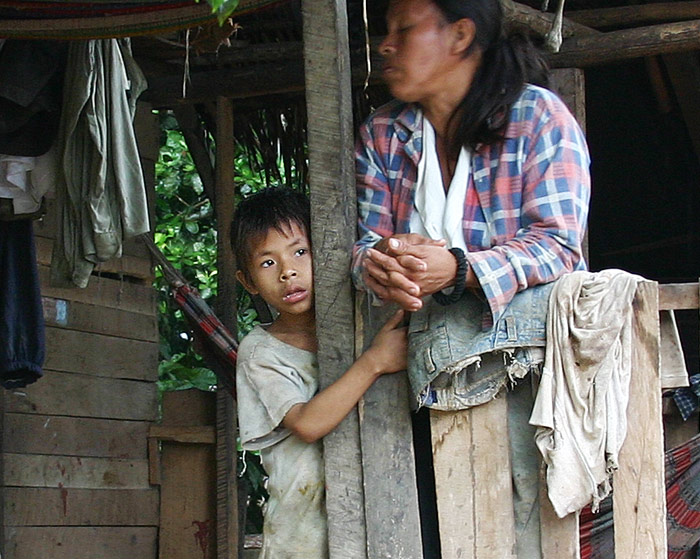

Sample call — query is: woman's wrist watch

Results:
[432,247,468,306]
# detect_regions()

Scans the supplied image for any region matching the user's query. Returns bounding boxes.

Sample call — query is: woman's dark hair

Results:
[230,187,311,279]
[434,0,550,155]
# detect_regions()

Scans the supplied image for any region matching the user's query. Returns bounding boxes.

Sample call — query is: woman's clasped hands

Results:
[363,234,461,311]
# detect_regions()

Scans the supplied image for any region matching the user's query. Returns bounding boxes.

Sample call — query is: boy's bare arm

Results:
[282,310,406,443]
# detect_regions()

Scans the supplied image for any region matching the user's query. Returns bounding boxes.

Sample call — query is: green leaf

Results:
[200,0,240,24]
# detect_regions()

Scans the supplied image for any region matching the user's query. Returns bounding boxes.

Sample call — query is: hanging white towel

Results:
[530,269,643,518]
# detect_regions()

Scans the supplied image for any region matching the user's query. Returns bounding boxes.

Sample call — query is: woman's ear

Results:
[236,269,259,295]
[452,18,476,56]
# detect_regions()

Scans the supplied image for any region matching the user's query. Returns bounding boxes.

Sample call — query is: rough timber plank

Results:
[43,327,158,381]
[3,371,158,421]
[431,396,516,559]
[4,526,157,559]
[3,413,150,459]
[4,454,150,490]
[358,303,423,559]
[158,441,217,559]
[214,95,239,559]
[4,487,158,526]
[301,0,367,557]
[42,296,158,342]
[658,282,700,310]
[38,265,156,315]
[613,280,666,558]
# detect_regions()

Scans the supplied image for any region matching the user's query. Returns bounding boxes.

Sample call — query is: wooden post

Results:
[357,302,424,559]
[0,389,5,558]
[301,1,366,557]
[214,96,239,559]
[550,68,588,264]
[431,398,516,559]
[613,280,667,558]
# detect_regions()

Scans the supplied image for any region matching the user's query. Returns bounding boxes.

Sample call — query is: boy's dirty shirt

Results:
[237,325,328,559]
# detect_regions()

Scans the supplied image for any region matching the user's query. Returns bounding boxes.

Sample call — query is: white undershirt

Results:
[409,116,471,251]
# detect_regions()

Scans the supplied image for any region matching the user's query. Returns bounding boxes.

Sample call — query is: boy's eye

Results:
[261,259,275,268]
[295,248,308,257]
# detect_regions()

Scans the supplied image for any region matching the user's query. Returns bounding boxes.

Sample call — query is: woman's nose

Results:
[379,35,394,56]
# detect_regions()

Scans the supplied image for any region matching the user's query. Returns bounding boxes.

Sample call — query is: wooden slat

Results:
[161,389,216,427]
[658,282,700,310]
[3,414,150,459]
[358,304,423,559]
[42,296,158,342]
[4,487,159,526]
[301,0,367,557]
[4,454,150,490]
[4,526,157,559]
[149,425,216,444]
[158,442,217,559]
[34,235,152,282]
[613,281,667,558]
[431,397,515,559]
[4,370,158,421]
[38,265,156,316]
[44,327,158,381]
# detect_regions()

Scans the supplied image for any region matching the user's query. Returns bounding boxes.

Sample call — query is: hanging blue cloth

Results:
[0,219,45,388]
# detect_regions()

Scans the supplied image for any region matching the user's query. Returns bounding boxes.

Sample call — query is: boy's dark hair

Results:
[230,187,311,280]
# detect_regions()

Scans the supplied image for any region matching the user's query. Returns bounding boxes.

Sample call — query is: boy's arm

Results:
[282,310,406,443]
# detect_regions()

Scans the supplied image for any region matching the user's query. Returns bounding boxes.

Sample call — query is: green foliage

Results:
[200,0,240,24]
[154,112,218,392]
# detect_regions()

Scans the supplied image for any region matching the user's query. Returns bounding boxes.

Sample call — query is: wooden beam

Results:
[141,60,306,107]
[501,0,600,40]
[172,105,217,204]
[213,96,239,559]
[658,282,700,310]
[301,0,367,557]
[613,281,667,558]
[550,19,700,68]
[567,2,700,29]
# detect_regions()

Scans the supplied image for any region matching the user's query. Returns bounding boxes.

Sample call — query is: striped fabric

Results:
[0,0,284,39]
[580,432,700,558]
[173,283,238,395]
[353,84,591,325]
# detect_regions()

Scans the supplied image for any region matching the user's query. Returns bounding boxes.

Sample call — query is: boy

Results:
[232,188,407,559]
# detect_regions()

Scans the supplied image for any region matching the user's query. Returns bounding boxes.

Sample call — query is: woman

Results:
[352,0,591,556]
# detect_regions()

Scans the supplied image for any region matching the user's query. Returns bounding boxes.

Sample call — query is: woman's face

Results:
[379,0,463,105]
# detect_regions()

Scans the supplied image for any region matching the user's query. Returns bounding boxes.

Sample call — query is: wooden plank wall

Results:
[1,105,161,559]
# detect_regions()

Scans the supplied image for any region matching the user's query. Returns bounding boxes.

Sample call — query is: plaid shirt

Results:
[353,84,591,324]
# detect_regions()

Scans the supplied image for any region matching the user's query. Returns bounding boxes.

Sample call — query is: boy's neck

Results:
[267,310,318,352]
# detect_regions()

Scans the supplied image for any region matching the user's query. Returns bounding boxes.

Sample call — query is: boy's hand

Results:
[365,309,408,375]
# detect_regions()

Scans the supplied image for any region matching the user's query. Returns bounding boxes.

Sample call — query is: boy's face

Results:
[236,222,314,319]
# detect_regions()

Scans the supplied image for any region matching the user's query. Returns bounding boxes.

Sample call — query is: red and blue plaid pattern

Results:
[353,85,591,324]
[580,432,700,558]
